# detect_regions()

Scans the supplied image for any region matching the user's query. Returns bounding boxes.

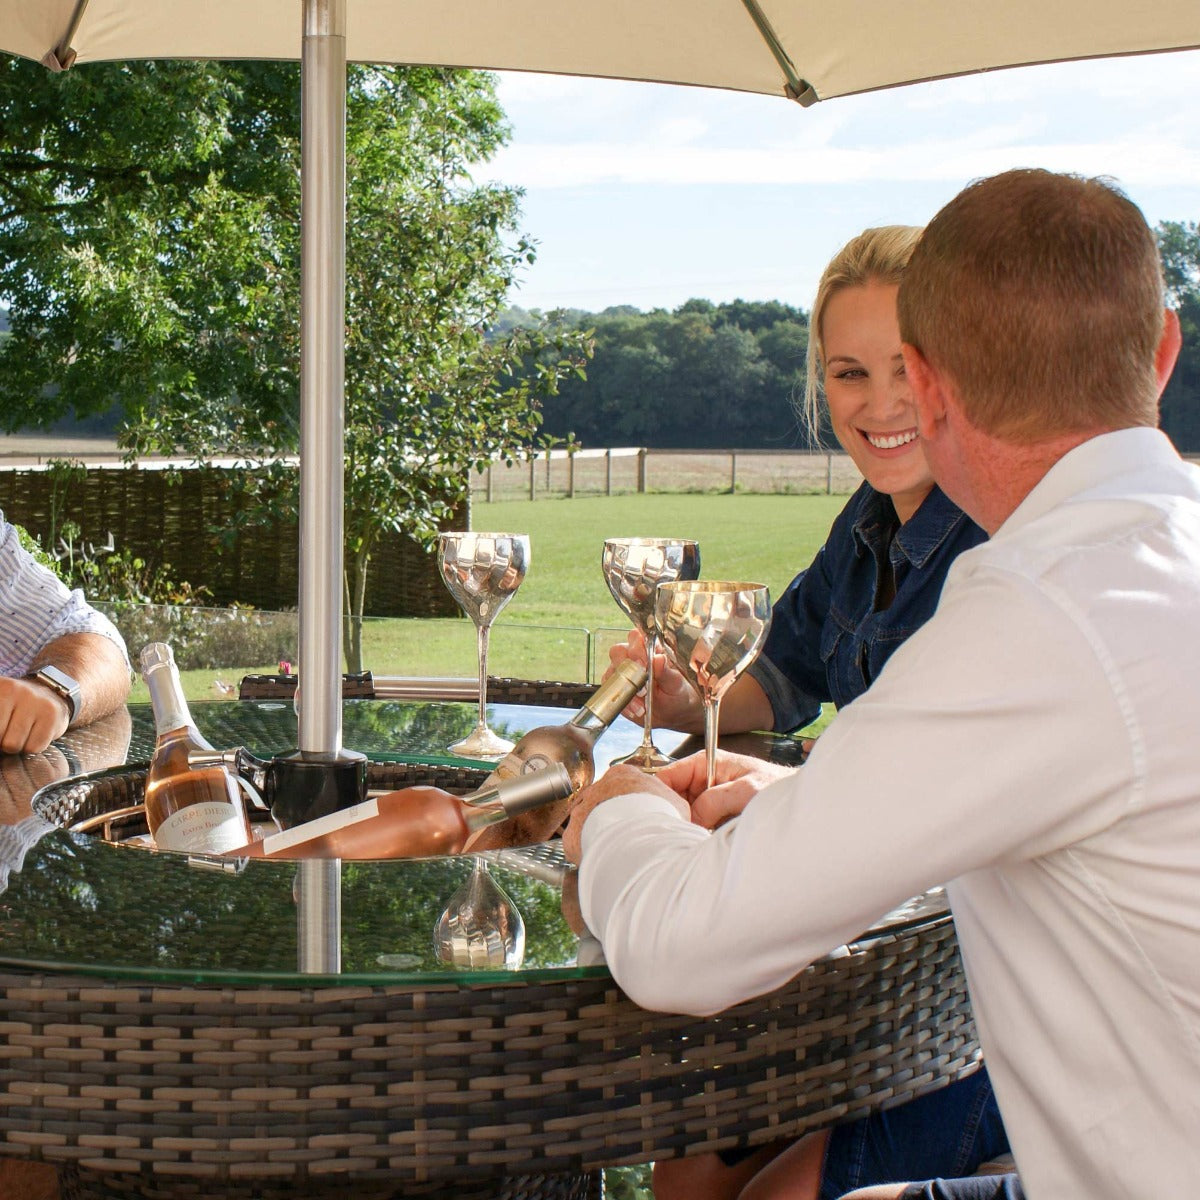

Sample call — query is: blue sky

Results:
[480,49,1200,316]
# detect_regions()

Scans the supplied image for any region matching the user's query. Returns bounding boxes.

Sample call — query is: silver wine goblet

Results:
[437,531,530,758]
[655,580,772,790]
[601,537,701,771]
[433,858,526,970]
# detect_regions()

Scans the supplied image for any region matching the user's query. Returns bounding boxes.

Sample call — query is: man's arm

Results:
[0,633,131,754]
[572,569,1137,1016]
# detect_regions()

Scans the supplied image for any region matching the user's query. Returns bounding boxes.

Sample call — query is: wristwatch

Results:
[26,665,82,724]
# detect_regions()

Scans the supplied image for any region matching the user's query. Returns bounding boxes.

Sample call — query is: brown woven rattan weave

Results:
[10,767,980,1198]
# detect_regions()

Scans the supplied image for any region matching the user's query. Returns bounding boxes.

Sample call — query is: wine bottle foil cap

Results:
[139,642,176,673]
[495,762,574,815]
[613,657,649,689]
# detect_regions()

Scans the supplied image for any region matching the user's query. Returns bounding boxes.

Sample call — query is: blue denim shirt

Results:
[746,483,987,732]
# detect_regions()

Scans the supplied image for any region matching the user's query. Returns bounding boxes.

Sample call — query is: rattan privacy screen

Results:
[5,763,982,1200]
[0,464,466,617]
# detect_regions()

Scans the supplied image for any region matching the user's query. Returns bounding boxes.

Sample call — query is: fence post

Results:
[486,463,493,503]
[568,450,576,499]
[638,448,647,494]
[730,452,738,495]
[529,455,536,501]
[545,448,552,489]
[825,453,833,494]
[605,449,613,496]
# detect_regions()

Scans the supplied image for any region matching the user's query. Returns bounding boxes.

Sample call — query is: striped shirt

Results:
[0,512,129,676]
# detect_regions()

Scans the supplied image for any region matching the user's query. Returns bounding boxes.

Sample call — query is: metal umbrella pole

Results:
[296,0,347,974]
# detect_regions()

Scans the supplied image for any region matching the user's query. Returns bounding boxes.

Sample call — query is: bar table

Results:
[0,699,980,1199]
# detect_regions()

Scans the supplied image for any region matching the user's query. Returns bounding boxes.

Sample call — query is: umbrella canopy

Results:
[4,0,1199,101]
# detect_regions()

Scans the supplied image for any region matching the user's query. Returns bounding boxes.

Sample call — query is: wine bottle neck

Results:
[464,763,572,830]
[568,659,647,738]
[144,661,193,735]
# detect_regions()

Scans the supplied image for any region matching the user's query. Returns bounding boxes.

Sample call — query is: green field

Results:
[139,491,848,703]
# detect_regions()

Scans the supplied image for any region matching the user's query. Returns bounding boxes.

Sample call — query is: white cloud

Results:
[484,137,1200,189]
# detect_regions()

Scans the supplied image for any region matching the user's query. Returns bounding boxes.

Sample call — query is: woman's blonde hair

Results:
[802,225,924,443]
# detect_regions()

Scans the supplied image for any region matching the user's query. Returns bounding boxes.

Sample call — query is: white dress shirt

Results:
[580,427,1200,1200]
[0,513,129,676]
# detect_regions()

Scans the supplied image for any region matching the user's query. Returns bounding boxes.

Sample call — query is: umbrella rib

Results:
[41,0,90,71]
[739,0,817,105]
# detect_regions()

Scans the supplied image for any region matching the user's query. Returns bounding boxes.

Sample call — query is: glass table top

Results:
[0,700,941,988]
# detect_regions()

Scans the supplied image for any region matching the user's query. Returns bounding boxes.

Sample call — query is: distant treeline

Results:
[496,299,816,451]
[502,219,1200,453]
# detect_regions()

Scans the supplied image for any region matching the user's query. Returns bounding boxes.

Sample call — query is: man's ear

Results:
[902,344,947,439]
[1155,309,1182,398]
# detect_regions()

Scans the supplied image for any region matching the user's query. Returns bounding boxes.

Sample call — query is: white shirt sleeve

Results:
[0,516,130,676]
[578,561,1136,1016]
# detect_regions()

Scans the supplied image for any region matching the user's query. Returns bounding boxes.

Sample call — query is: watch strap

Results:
[26,665,82,724]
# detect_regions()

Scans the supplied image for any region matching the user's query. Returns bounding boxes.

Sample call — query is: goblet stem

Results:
[639,631,660,753]
[474,620,492,736]
[703,696,721,791]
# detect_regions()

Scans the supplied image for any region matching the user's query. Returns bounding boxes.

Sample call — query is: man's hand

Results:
[656,750,796,830]
[0,678,70,755]
[562,763,689,863]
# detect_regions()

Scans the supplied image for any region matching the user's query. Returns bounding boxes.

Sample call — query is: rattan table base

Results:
[0,920,977,1197]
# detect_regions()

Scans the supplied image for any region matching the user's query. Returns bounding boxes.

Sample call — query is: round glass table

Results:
[0,700,980,1199]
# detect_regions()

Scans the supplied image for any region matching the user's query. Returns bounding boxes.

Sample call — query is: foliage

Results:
[13,522,57,572]
[506,299,810,450]
[1157,220,1200,452]
[603,1166,653,1199]
[0,58,299,431]
[99,602,297,671]
[0,57,591,672]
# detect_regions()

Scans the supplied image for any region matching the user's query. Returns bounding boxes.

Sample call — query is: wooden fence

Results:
[0,462,463,619]
[470,447,865,501]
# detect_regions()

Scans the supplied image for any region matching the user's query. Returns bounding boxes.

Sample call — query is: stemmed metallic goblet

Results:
[655,580,772,790]
[601,537,701,771]
[433,858,526,970]
[437,532,530,759]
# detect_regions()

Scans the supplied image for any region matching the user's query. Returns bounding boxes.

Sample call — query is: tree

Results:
[1157,220,1200,453]
[0,56,590,670]
[534,299,807,450]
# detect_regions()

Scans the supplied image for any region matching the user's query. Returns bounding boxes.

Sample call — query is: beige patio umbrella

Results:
[3,0,1199,969]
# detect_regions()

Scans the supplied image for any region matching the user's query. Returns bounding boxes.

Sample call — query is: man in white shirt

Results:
[0,513,130,754]
[565,169,1200,1200]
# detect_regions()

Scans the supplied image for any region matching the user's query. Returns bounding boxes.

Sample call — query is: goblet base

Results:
[610,742,675,773]
[448,726,514,760]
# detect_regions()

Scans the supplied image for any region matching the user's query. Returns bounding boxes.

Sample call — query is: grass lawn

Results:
[139,491,849,703]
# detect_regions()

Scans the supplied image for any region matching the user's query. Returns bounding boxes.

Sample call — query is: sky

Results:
[478,49,1200,316]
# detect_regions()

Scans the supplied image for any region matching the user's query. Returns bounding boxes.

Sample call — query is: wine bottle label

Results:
[258,798,381,857]
[155,803,251,855]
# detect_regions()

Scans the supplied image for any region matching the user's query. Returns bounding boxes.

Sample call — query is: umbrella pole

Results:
[296,0,348,974]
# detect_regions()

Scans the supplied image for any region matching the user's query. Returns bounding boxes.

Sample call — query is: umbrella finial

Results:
[41,0,89,71]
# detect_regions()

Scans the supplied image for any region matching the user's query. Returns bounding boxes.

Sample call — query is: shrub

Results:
[98,603,298,670]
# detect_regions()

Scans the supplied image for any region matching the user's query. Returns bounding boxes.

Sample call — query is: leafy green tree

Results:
[1157,220,1200,452]
[0,56,590,670]
[532,299,807,450]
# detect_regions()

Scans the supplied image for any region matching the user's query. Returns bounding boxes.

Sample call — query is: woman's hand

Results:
[656,751,797,830]
[606,630,705,733]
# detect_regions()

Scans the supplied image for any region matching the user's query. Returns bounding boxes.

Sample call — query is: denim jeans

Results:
[819,1066,1010,1200]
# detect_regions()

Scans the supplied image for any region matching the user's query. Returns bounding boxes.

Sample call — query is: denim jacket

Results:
[746,482,987,732]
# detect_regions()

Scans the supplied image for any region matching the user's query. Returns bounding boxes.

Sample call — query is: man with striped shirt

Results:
[0,512,129,754]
